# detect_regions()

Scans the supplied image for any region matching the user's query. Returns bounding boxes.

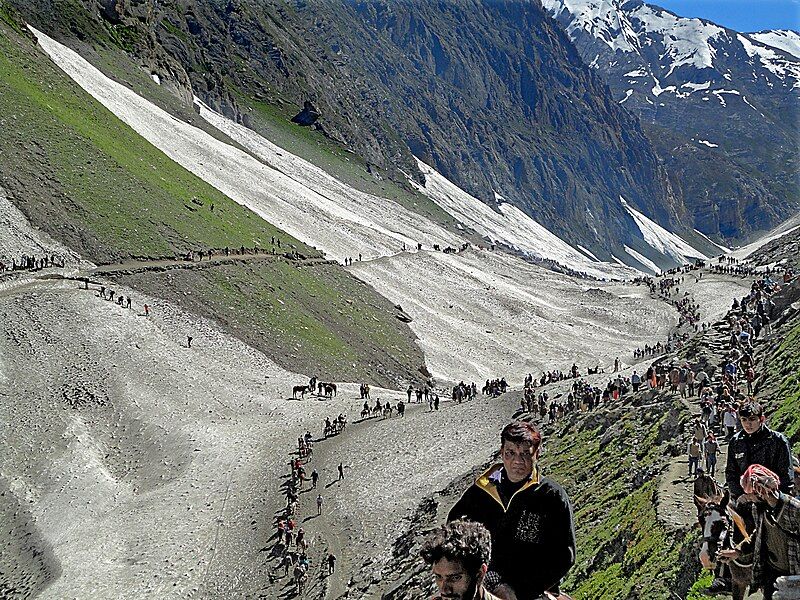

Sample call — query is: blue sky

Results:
[652,0,800,32]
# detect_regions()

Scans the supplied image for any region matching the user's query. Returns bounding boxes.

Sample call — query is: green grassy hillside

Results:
[0,16,309,264]
[111,260,427,387]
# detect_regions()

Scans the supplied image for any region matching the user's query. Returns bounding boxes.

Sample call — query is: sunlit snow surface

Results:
[542,0,724,70]
[542,0,800,92]
[620,197,707,264]
[413,159,637,280]
[750,30,800,59]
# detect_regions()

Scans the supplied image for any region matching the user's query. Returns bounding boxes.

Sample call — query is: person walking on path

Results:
[327,553,336,575]
[338,462,345,481]
[316,493,323,516]
[723,405,738,441]
[311,469,319,488]
[187,335,193,348]
[688,438,703,476]
[704,433,721,477]
[693,417,708,444]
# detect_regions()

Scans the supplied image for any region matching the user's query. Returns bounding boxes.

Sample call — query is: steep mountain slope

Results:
[9,0,709,270]
[0,10,427,387]
[542,0,800,241]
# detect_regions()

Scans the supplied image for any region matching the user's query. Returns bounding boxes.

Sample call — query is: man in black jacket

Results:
[725,401,794,500]
[448,421,576,600]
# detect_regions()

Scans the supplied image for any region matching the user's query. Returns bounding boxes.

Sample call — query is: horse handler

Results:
[720,464,800,600]
[448,421,576,600]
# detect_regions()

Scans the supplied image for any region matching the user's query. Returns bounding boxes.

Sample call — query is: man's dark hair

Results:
[739,401,764,418]
[500,421,542,453]
[420,521,491,574]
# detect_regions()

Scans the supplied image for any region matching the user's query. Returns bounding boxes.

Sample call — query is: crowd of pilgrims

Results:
[0,253,66,273]
[690,273,788,443]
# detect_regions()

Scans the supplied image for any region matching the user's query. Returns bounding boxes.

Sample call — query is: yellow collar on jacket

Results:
[475,463,541,511]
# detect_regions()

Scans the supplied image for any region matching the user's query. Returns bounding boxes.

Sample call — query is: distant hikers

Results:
[421,521,500,600]
[448,421,575,599]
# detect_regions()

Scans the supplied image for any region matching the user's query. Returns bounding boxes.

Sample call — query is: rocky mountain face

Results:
[11,0,707,270]
[542,0,800,241]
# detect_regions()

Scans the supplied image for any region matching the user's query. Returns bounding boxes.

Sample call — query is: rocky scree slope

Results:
[543,0,800,242]
[11,0,700,269]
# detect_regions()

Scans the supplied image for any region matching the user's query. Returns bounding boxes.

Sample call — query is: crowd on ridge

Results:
[0,253,66,273]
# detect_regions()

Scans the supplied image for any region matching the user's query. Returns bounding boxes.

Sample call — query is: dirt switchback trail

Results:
[654,268,752,529]
[652,266,767,600]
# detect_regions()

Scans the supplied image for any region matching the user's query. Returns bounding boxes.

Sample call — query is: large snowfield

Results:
[0,29,774,599]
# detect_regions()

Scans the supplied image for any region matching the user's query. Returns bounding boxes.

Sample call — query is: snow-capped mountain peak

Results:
[543,0,800,97]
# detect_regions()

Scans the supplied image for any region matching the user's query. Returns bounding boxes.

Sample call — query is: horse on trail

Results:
[372,400,383,417]
[697,491,754,600]
[292,385,310,399]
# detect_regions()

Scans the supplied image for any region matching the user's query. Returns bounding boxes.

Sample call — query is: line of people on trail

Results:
[360,397,403,419]
[94,284,153,318]
[711,260,794,283]
[520,374,633,425]
[679,266,800,599]
[183,239,289,263]
[631,332,693,359]
[0,253,66,274]
[405,384,441,410]
[272,424,344,595]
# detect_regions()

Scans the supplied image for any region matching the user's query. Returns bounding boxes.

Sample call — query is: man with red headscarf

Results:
[720,464,800,599]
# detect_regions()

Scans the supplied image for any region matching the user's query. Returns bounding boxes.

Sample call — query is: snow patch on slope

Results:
[31,27,460,263]
[543,0,724,72]
[623,245,661,274]
[738,33,800,86]
[749,30,800,60]
[413,159,636,279]
[620,196,707,264]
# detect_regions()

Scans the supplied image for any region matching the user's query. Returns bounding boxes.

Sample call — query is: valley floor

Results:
[0,254,756,599]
